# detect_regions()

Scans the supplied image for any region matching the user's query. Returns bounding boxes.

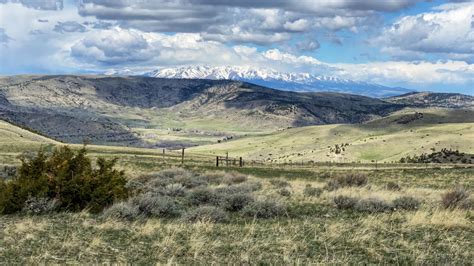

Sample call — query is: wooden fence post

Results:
[226,152,229,166]
[181,148,185,166]
[239,157,243,167]
[162,149,165,161]
[216,156,219,167]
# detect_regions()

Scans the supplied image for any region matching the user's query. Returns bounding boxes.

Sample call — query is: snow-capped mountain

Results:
[101,65,413,98]
[147,66,413,98]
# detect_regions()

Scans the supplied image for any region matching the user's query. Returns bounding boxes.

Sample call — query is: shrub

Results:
[158,183,187,197]
[392,196,420,210]
[333,195,358,210]
[278,188,291,197]
[125,180,145,195]
[326,173,368,191]
[223,172,248,185]
[184,206,229,223]
[0,146,128,214]
[146,178,175,190]
[303,185,323,197]
[200,171,224,185]
[144,169,208,190]
[442,187,470,209]
[23,196,59,215]
[459,198,473,210]
[385,182,402,191]
[186,188,221,206]
[215,182,262,195]
[269,178,290,188]
[177,176,208,189]
[156,168,192,180]
[242,199,286,218]
[102,202,140,221]
[355,198,392,213]
[141,168,193,189]
[221,193,254,212]
[133,194,182,218]
[0,179,8,213]
[241,181,263,192]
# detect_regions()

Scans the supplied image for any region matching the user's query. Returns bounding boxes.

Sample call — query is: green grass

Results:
[0,116,473,264]
[189,109,474,163]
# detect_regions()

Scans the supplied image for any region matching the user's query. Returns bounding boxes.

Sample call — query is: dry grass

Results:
[0,167,473,264]
[405,209,471,228]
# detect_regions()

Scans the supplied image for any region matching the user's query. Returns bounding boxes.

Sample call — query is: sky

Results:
[0,0,473,94]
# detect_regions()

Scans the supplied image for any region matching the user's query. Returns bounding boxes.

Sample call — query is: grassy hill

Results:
[189,109,474,162]
[1,76,473,149]
[0,75,413,147]
[387,92,474,108]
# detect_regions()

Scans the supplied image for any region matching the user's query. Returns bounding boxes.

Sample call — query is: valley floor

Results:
[0,108,473,264]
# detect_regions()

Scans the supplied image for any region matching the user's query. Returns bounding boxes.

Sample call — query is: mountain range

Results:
[0,75,472,148]
[146,66,414,98]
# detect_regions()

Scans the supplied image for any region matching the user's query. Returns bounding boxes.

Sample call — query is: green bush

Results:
[186,188,222,206]
[133,194,182,218]
[303,185,323,197]
[221,193,254,212]
[23,196,59,215]
[184,206,229,223]
[242,200,286,219]
[0,146,128,214]
[392,196,420,210]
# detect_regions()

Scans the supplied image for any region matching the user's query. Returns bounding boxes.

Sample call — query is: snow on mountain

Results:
[146,65,414,98]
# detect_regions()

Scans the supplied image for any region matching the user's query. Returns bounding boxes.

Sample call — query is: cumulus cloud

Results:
[76,0,396,45]
[70,27,153,65]
[0,28,12,44]
[69,26,472,90]
[376,3,474,62]
[54,21,87,33]
[0,0,63,10]
[1,0,473,93]
[296,40,321,52]
[334,60,474,86]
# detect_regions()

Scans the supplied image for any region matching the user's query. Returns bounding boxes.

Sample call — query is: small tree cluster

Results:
[0,146,128,214]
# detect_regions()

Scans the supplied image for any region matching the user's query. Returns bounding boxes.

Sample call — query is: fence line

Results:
[95,147,474,170]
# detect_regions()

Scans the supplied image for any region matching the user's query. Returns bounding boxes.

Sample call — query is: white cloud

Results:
[334,60,474,87]
[0,28,12,44]
[376,3,474,62]
[283,19,310,31]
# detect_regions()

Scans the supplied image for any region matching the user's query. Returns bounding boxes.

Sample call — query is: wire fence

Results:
[87,147,474,170]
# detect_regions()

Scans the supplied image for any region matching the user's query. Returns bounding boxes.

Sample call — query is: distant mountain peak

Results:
[146,65,413,98]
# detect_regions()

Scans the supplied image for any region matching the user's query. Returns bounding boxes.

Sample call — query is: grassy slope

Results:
[0,167,473,264]
[2,108,473,164]
[1,114,473,264]
[189,109,474,162]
